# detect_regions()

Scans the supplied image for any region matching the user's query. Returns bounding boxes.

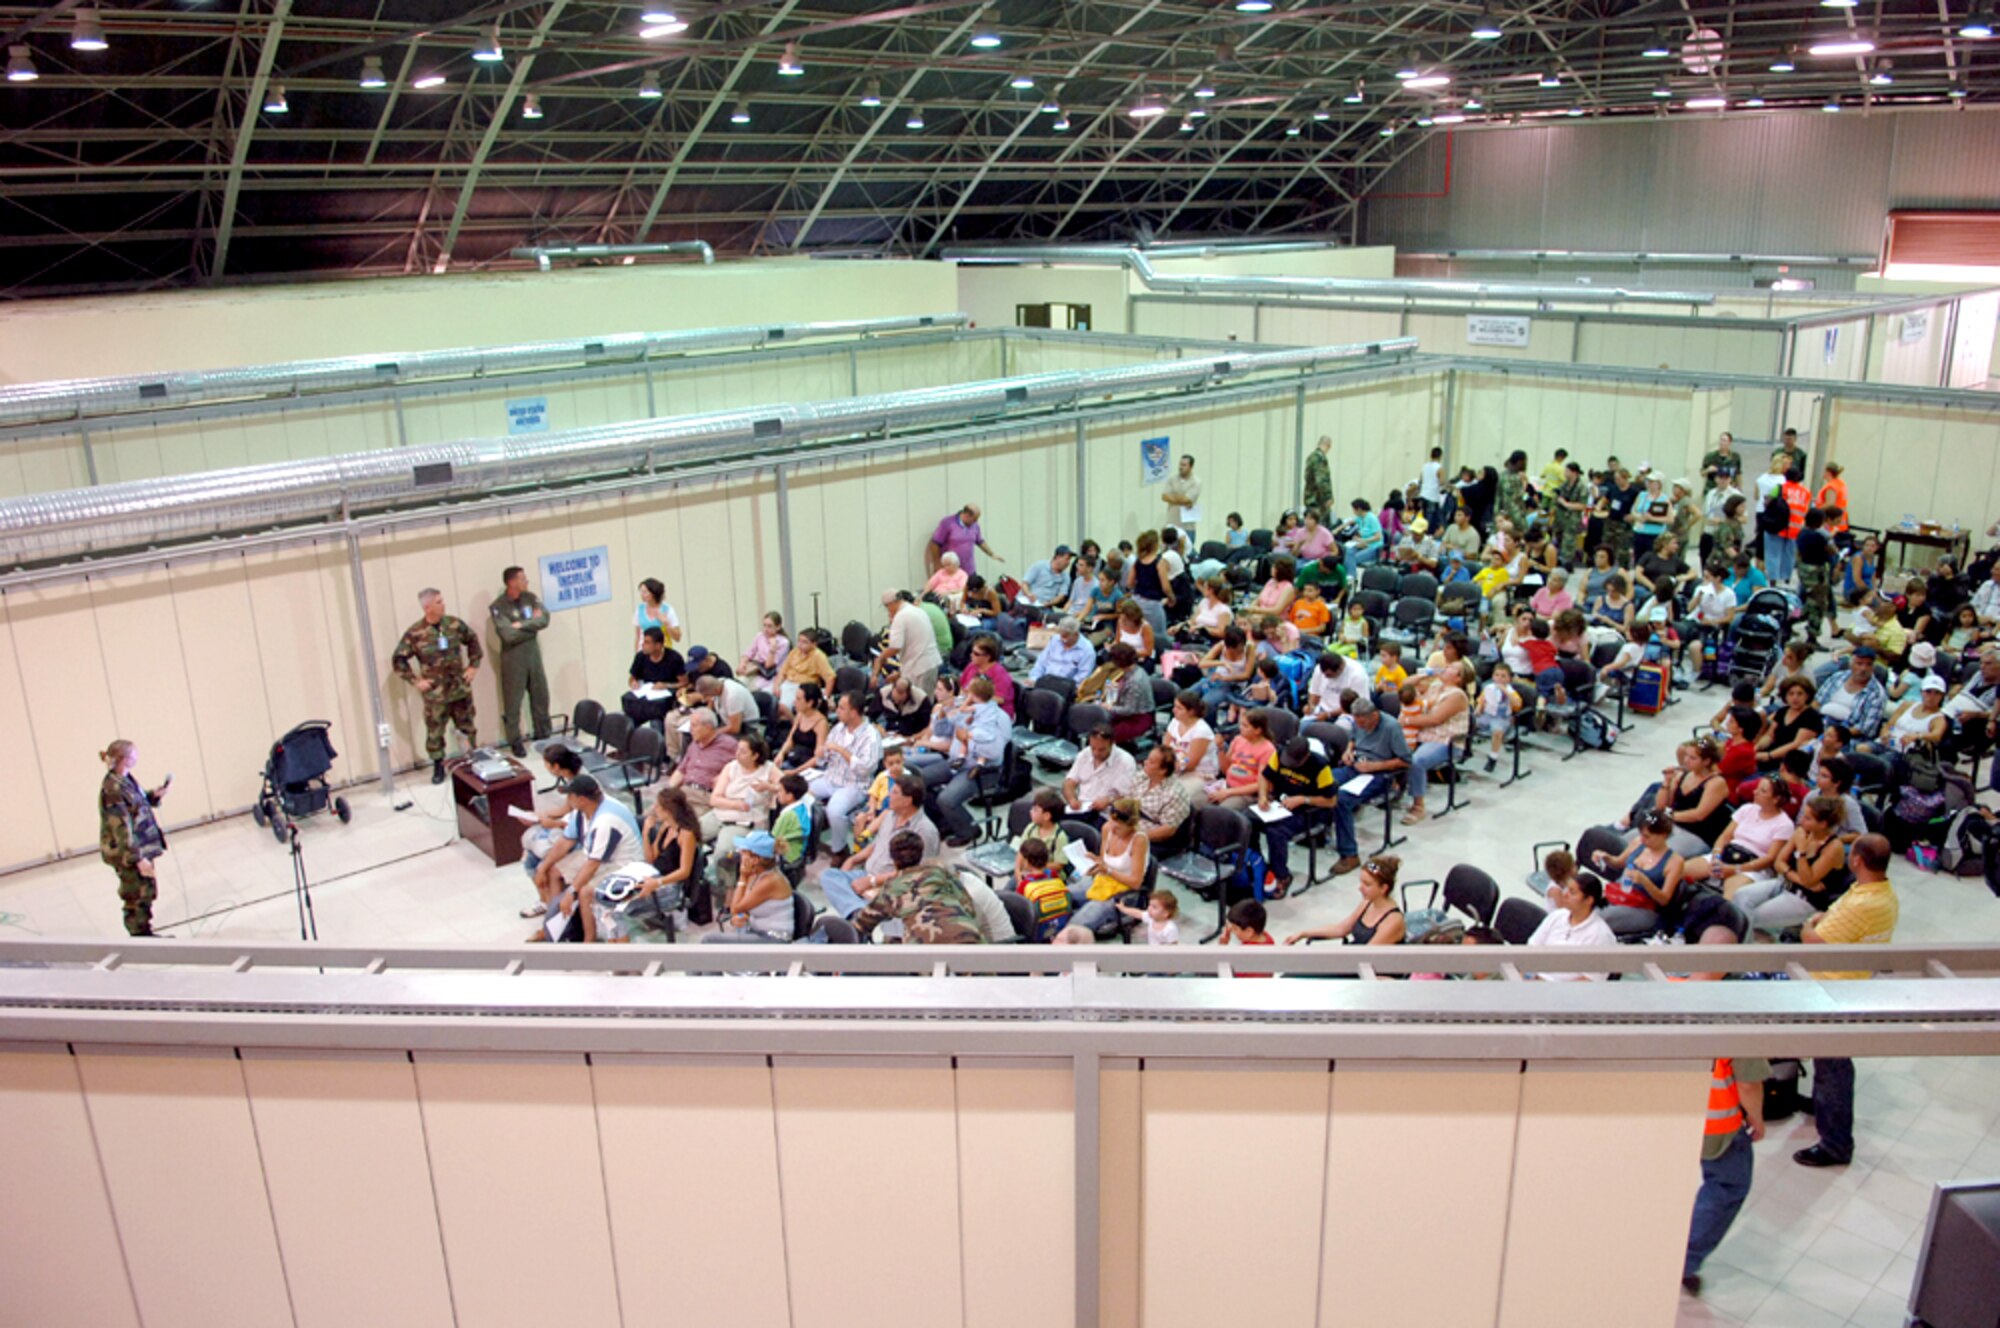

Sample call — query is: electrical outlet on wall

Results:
[377,723,393,749]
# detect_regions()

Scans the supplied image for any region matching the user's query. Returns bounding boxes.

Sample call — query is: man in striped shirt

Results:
[1794,833,1900,1168]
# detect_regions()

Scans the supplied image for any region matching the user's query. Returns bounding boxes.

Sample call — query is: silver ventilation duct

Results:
[0,336,1417,565]
[509,241,716,271]
[1400,248,1876,269]
[940,245,1718,307]
[0,313,963,430]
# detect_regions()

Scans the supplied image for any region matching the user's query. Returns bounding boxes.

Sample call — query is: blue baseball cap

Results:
[738,830,778,858]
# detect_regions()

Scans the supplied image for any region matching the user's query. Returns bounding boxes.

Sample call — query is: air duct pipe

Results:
[510,241,716,271]
[940,245,1717,307]
[1400,248,1876,269]
[0,336,1416,565]
[0,313,964,430]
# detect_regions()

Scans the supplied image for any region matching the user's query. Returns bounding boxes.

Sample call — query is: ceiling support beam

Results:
[207,0,292,283]
[438,0,570,264]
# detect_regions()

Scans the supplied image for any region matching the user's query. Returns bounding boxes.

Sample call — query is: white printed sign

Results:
[1899,310,1930,344]
[539,546,612,612]
[506,396,550,434]
[1465,314,1532,348]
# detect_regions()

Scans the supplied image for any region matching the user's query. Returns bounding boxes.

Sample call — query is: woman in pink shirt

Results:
[1283,513,1335,566]
[1254,555,1299,619]
[1204,711,1275,810]
[925,551,969,605]
[957,634,1017,718]
[1529,568,1574,619]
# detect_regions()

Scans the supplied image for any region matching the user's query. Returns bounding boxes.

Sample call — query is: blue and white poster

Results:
[506,395,550,434]
[1140,435,1170,485]
[539,546,612,612]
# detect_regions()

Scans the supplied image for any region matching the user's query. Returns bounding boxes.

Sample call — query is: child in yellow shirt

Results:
[1373,642,1409,693]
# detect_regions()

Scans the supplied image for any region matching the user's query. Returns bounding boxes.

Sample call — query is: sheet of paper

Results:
[955,613,981,628]
[1340,774,1375,796]
[1179,504,1202,524]
[1250,802,1293,823]
[542,908,566,942]
[507,806,537,824]
[1064,840,1097,875]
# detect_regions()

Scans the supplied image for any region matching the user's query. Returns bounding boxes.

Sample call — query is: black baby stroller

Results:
[1724,587,1798,689]
[251,720,350,843]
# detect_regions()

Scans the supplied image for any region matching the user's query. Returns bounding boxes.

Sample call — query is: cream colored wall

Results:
[1824,397,2000,533]
[952,263,1134,333]
[1309,373,1444,514]
[1868,309,1948,388]
[1,1041,1711,1328]
[1146,245,1398,279]
[0,258,959,384]
[1455,372,1697,480]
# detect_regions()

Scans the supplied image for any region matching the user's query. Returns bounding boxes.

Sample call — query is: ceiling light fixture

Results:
[1822,95,1843,110]
[1434,110,1468,124]
[968,8,1002,48]
[638,70,662,97]
[413,72,448,89]
[1948,80,1969,96]
[1565,104,1585,115]
[1193,80,1216,98]
[1820,0,1858,8]
[1344,80,1365,103]
[640,10,689,38]
[1960,9,1996,38]
[262,82,288,113]
[1179,117,1195,131]
[359,54,387,88]
[1052,114,1070,130]
[729,100,750,123]
[1234,0,1274,11]
[1394,52,1422,79]
[71,8,108,51]
[1378,121,1396,136]
[1469,11,1502,40]
[1129,89,1168,117]
[1039,95,1061,113]
[1414,113,1434,126]
[778,42,803,75]
[1284,119,1302,136]
[1642,30,1672,58]
[1808,38,1875,55]
[1769,52,1796,72]
[1685,95,1728,109]
[1744,91,1766,106]
[1651,82,1672,97]
[1464,88,1484,109]
[522,94,543,118]
[1403,74,1451,89]
[1311,106,1331,120]
[473,23,504,62]
[860,79,883,107]
[1009,72,1034,89]
[906,105,926,129]
[1869,61,1893,84]
[1537,71,1562,87]
[6,44,39,81]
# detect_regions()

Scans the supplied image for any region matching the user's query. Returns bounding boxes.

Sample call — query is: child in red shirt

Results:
[1219,898,1276,976]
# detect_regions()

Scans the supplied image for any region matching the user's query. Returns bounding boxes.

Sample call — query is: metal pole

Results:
[344,529,397,796]
[642,362,657,417]
[1000,334,1011,379]
[1292,383,1307,511]
[1252,302,1263,344]
[391,388,409,448]
[79,424,99,486]
[1858,315,1876,388]
[1073,1049,1101,1328]
[1771,328,1795,441]
[1075,417,1089,547]
[1938,300,1961,389]
[1440,368,1458,470]
[774,464,797,636]
[848,345,860,397]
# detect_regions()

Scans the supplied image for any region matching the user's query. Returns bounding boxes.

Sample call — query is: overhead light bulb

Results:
[1744,92,1766,106]
[1284,120,1302,136]
[1642,30,1672,57]
[71,8,108,52]
[1434,111,1467,124]
[1566,104,1585,115]
[860,80,884,107]
[1808,38,1875,55]
[640,10,689,38]
[413,72,448,89]
[1193,80,1216,99]
[1961,10,1996,38]
[1469,11,1502,40]
[1311,106,1331,120]
[359,54,387,88]
[1820,0,1858,7]
[6,44,39,81]
[1234,0,1274,11]
[1403,74,1451,89]
[1652,82,1672,97]
[1394,53,1421,79]
[1537,71,1562,87]
[1009,72,1034,89]
[1378,122,1396,136]
[1869,61,1893,84]
[1179,117,1195,131]
[969,11,1002,49]
[778,42,803,75]
[1052,114,1070,130]
[729,100,750,123]
[1188,105,1208,118]
[638,70,662,98]
[1769,53,1796,72]
[1822,95,1842,110]
[1129,90,1168,117]
[263,82,288,113]
[1465,88,1485,108]
[1414,114,1434,126]
[473,23,504,62]
[1949,80,1969,96]
[1039,96,1061,113]
[1344,81,1365,103]
[1685,95,1728,109]
[905,105,925,129]
[522,93,543,118]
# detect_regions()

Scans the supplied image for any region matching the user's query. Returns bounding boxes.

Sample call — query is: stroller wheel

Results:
[270,814,289,843]
[251,799,268,827]
[334,797,351,824]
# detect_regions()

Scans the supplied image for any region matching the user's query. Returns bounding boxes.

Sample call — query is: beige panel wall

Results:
[1456,373,1695,481]
[0,1047,142,1328]
[772,1056,966,1328]
[1825,398,2000,534]
[1406,309,1576,361]
[1870,309,1948,388]
[0,258,959,384]
[1007,336,1177,376]
[240,1050,455,1328]
[1150,245,1398,279]
[74,1047,296,1328]
[954,262,1134,333]
[1243,302,1405,351]
[414,1053,621,1328]
[1130,300,1259,343]
[1141,1061,1332,1328]
[958,1059,1076,1328]
[1496,1061,1708,1328]
[1100,1058,1143,1328]
[1307,373,1441,516]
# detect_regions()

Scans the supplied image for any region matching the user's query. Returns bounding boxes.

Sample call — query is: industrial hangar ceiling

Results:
[0,0,1992,295]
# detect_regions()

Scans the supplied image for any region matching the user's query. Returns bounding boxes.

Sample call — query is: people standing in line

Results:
[392,588,483,784]
[1162,454,1203,544]
[489,566,551,758]
[634,576,682,650]
[1794,833,1899,1168]
[1305,434,1334,520]
[98,739,170,937]
[928,502,1003,577]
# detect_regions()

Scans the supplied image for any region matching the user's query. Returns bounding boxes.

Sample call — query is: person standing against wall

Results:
[927,502,1003,576]
[98,740,170,937]
[392,588,484,784]
[1304,434,1334,520]
[490,565,550,758]
[1162,454,1203,545]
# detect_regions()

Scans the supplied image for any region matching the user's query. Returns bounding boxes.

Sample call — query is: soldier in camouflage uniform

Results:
[1551,462,1590,565]
[490,565,550,757]
[1303,434,1333,521]
[848,830,985,944]
[392,588,484,783]
[97,738,168,936]
[1498,451,1532,535]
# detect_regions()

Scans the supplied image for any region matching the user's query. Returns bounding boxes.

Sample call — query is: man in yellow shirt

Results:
[1794,833,1899,1168]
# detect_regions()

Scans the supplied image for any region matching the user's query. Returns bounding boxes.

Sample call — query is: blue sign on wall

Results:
[506,396,550,434]
[538,545,612,612]
[1140,435,1170,485]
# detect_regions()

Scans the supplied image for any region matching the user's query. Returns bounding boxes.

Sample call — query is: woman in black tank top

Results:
[1281,856,1407,947]
[1664,739,1733,846]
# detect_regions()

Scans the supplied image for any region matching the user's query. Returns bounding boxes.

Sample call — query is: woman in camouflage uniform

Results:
[98,739,169,936]
[1498,450,1532,535]
[1552,461,1591,565]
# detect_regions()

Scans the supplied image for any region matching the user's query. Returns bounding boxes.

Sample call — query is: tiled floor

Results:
[4,641,1997,1328]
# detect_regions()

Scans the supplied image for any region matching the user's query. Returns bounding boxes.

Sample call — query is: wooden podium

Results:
[450,758,537,866]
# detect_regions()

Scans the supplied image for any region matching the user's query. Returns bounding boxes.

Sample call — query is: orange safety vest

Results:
[1705,1057,1746,1137]
[1782,482,1812,539]
[1817,479,1849,533]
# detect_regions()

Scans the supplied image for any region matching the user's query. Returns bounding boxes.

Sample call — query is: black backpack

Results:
[1757,493,1789,535]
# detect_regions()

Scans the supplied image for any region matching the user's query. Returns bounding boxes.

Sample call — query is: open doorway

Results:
[1015,302,1093,331]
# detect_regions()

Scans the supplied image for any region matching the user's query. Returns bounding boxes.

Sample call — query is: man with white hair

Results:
[1028,617,1096,685]
[392,588,483,783]
[875,589,942,696]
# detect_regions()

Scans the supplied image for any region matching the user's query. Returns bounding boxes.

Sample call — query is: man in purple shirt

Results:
[928,503,1003,577]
